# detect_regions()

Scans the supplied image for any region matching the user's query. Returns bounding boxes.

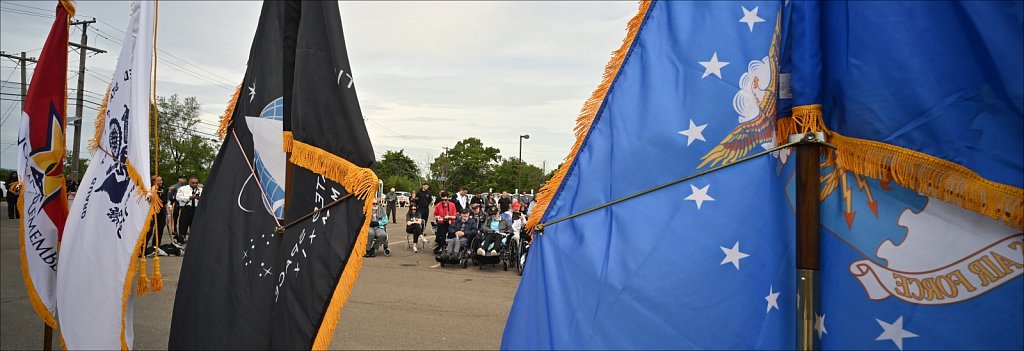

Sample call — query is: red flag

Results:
[17,0,74,328]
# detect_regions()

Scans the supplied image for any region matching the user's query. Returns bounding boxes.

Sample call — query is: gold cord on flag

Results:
[149,0,163,293]
[526,0,653,233]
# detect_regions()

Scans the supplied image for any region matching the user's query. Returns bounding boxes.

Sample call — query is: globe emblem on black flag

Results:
[238,96,287,219]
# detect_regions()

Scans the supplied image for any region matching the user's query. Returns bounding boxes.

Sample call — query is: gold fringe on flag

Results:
[526,0,653,232]
[58,0,75,17]
[18,192,58,328]
[217,84,242,139]
[87,83,112,153]
[782,104,1023,230]
[282,131,294,153]
[287,139,378,350]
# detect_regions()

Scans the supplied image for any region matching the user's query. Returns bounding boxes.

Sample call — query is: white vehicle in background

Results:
[395,191,411,207]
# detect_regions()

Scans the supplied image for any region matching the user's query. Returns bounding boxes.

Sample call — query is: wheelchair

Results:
[366,225,390,257]
[511,231,532,276]
[435,236,470,268]
[470,233,513,271]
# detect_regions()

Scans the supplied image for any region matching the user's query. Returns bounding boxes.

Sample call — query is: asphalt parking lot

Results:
[0,204,520,350]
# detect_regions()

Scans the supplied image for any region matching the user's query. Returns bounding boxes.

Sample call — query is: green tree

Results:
[63,154,89,181]
[429,138,501,192]
[489,157,545,194]
[377,149,422,193]
[153,94,217,182]
[377,149,420,184]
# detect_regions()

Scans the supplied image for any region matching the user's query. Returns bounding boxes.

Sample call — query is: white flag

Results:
[56,2,156,349]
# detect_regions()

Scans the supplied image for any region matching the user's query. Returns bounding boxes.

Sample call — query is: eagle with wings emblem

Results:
[697,18,781,169]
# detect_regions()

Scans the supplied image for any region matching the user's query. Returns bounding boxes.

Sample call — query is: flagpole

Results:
[43,325,52,350]
[791,132,824,350]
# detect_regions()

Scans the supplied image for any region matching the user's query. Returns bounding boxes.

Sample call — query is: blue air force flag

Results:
[56,2,157,349]
[779,1,1024,350]
[503,1,795,349]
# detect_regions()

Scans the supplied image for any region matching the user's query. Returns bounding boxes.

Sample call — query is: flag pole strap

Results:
[533,132,834,233]
[275,193,355,234]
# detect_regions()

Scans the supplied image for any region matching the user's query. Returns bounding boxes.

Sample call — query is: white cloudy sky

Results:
[0,1,637,178]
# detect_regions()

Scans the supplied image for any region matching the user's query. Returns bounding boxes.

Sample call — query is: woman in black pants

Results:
[406,206,425,253]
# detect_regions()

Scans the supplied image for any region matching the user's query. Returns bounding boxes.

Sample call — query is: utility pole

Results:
[441,146,451,192]
[69,19,106,182]
[0,51,38,111]
[518,134,530,194]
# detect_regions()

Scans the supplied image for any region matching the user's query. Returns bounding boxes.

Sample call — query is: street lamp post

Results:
[518,134,530,194]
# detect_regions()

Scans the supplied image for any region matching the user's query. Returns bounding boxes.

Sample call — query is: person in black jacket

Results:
[452,186,470,213]
[414,183,432,232]
[443,210,478,260]
[498,191,512,213]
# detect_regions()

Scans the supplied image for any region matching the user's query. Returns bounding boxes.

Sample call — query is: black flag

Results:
[168,2,376,349]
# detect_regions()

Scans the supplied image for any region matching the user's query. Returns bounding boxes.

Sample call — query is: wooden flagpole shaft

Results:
[792,132,824,350]
[43,324,53,350]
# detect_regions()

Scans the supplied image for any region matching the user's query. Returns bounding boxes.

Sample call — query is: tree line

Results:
[377,137,557,195]
[9,96,556,196]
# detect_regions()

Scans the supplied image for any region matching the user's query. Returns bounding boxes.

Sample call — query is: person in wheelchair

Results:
[443,210,478,260]
[406,205,425,252]
[364,199,390,257]
[478,210,512,256]
[470,203,487,224]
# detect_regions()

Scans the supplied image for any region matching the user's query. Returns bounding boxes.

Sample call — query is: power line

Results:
[2,8,52,19]
[91,26,238,90]
[92,18,239,85]
[3,2,53,13]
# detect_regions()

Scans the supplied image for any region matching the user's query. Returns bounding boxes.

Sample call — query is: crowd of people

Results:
[364,183,535,260]
[144,175,205,257]
[7,172,531,264]
[4,171,202,258]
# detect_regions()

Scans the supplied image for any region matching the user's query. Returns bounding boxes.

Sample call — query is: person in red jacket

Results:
[433,191,457,254]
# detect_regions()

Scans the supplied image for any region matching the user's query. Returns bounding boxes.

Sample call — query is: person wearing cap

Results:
[478,210,512,256]
[444,209,478,260]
